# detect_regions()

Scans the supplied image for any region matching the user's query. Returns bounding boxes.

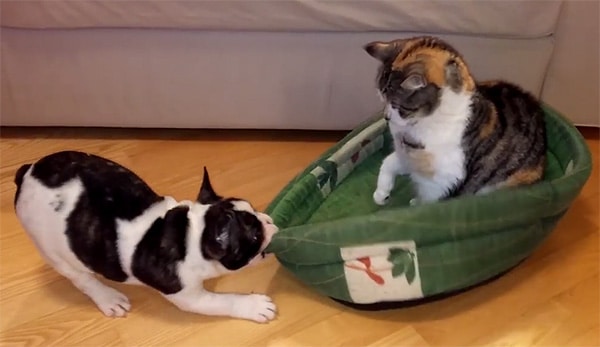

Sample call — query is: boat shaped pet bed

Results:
[264,106,592,309]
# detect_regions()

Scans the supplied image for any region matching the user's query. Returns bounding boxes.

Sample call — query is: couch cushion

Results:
[1,0,562,38]
[1,28,554,129]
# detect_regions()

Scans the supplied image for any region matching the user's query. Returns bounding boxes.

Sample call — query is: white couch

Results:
[1,0,598,129]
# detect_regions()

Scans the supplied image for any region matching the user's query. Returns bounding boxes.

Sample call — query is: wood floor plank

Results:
[0,126,597,347]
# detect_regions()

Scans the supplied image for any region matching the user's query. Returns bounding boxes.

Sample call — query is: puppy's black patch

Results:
[66,190,130,282]
[195,167,264,270]
[31,151,162,220]
[35,151,163,282]
[201,200,264,271]
[131,206,189,294]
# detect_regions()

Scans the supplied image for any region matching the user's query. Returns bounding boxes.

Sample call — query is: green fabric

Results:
[265,105,592,305]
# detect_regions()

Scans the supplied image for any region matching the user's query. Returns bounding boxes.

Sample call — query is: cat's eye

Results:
[401,74,426,90]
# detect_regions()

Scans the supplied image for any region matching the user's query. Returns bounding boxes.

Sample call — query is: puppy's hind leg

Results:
[46,254,131,317]
[164,287,277,323]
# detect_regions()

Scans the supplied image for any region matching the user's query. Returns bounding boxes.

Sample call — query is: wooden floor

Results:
[0,126,598,347]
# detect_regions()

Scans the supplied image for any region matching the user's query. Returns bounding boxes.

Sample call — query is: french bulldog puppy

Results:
[14,150,278,323]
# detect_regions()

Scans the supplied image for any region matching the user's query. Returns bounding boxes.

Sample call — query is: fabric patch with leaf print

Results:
[340,241,424,303]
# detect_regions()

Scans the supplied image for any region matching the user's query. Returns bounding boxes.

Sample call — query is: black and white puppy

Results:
[13,150,278,323]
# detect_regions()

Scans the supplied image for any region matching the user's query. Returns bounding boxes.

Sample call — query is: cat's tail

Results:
[14,164,32,188]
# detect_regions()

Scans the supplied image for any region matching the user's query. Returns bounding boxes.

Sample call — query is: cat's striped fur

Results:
[365,36,547,205]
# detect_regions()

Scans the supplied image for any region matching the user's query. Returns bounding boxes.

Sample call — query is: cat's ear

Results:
[197,167,223,204]
[363,40,405,62]
[401,74,427,90]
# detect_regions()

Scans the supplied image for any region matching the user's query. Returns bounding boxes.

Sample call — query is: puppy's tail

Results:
[14,164,32,207]
[14,164,32,188]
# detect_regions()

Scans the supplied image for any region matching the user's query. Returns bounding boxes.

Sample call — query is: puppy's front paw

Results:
[373,189,390,206]
[235,294,277,323]
[90,286,131,318]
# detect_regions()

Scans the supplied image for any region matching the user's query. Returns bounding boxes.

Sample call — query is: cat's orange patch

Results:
[479,105,498,139]
[392,48,447,87]
[407,149,435,178]
[504,164,544,187]
[392,46,475,92]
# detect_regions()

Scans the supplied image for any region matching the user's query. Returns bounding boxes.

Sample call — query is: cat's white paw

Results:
[409,198,420,206]
[234,294,277,323]
[90,286,131,317]
[373,190,390,205]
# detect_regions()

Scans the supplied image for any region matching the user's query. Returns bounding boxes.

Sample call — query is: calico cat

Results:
[14,151,278,322]
[364,36,547,205]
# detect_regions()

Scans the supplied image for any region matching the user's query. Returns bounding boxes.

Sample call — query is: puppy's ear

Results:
[197,167,222,204]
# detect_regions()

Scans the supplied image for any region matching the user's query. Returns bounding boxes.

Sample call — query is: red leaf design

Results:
[357,257,371,267]
[366,270,385,285]
[356,257,385,285]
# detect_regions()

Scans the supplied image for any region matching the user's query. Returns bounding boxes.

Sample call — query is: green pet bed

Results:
[264,105,592,308]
